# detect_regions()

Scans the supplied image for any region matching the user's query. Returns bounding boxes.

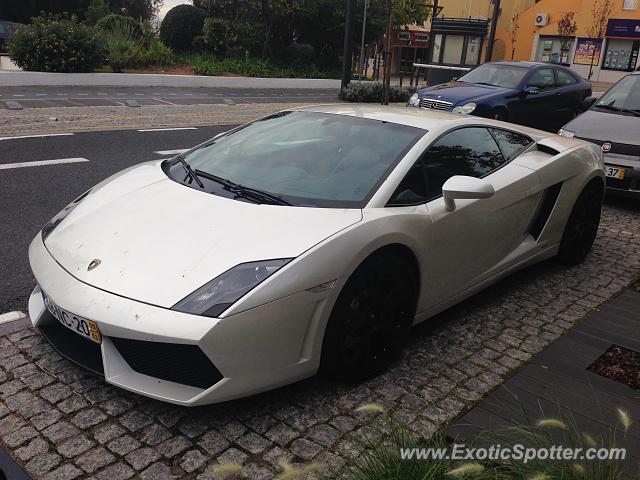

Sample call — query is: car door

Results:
[518,67,560,129]
[553,68,582,126]
[418,127,542,309]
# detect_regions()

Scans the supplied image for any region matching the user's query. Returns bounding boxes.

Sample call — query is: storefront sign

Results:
[573,38,602,65]
[606,19,640,39]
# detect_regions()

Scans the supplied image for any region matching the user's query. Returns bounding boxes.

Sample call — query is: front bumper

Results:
[28,235,336,406]
[604,155,640,197]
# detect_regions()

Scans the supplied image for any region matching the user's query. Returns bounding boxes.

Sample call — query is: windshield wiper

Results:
[175,155,204,189]
[594,104,640,116]
[194,169,291,206]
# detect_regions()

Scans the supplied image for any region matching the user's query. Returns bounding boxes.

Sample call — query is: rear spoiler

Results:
[536,136,584,156]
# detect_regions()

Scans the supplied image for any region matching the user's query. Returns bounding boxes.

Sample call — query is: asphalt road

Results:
[0,126,231,314]
[0,86,338,109]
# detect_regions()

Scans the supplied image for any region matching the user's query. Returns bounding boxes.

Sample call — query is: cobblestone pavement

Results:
[0,199,639,480]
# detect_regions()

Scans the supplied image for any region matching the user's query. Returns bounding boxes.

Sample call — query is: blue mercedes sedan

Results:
[408,61,592,131]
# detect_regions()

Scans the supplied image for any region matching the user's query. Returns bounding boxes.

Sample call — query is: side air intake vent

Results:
[529,182,563,239]
[537,143,561,156]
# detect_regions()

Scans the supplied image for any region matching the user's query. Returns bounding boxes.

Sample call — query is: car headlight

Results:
[172,259,292,318]
[558,128,575,138]
[452,102,477,114]
[41,189,91,241]
[408,93,420,107]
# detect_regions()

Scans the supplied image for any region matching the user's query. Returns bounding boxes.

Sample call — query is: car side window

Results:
[555,69,578,86]
[490,128,533,161]
[527,68,555,90]
[422,127,505,200]
[388,159,428,206]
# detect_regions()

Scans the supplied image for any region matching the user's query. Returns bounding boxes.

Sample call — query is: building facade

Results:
[512,0,640,82]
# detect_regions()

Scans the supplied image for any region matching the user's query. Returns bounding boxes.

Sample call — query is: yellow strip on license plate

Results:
[604,166,625,179]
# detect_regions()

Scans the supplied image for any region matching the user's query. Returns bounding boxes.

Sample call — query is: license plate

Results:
[604,165,625,179]
[42,292,101,344]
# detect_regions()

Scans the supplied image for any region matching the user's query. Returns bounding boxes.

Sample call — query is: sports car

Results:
[28,105,604,406]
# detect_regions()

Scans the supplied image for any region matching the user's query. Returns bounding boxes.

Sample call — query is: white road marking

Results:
[0,311,27,324]
[0,158,89,170]
[12,94,25,97]
[78,93,88,96]
[138,127,198,132]
[152,97,176,105]
[57,93,67,96]
[0,133,74,141]
[35,93,47,96]
[154,149,189,156]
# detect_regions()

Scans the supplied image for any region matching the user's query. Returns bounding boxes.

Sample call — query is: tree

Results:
[160,4,206,51]
[86,0,111,25]
[557,11,576,65]
[586,0,613,79]
[510,10,520,60]
[108,0,163,19]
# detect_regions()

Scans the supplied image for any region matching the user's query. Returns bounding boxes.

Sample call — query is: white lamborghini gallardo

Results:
[28,105,604,405]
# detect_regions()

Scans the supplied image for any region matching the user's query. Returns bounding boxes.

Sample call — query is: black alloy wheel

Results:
[321,251,418,381]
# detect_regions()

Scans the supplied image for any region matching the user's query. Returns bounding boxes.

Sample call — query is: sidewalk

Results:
[449,287,640,477]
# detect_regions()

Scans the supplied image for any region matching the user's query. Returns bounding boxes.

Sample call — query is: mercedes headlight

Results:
[42,189,91,241]
[558,128,575,138]
[408,93,420,107]
[172,259,292,318]
[452,102,477,114]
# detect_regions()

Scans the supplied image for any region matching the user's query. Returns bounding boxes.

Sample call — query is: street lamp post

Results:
[359,0,370,78]
[341,0,356,91]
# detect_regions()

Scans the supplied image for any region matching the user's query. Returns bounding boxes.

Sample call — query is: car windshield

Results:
[179,111,425,208]
[595,75,640,111]
[458,64,529,88]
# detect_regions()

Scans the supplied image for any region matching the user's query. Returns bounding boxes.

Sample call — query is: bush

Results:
[97,15,151,72]
[284,43,315,68]
[159,4,205,52]
[137,38,173,66]
[191,35,207,52]
[339,81,414,103]
[96,14,143,38]
[202,17,231,57]
[7,14,103,73]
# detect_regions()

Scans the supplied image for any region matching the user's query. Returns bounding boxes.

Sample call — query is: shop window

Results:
[602,38,640,71]
[465,36,481,65]
[397,31,410,41]
[443,35,464,64]
[415,34,429,42]
[623,0,637,9]
[536,37,573,65]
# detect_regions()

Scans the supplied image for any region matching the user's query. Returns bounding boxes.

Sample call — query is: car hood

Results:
[44,161,363,308]
[419,81,512,104]
[563,109,640,146]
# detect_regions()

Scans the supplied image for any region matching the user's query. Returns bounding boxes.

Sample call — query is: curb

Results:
[0,71,341,89]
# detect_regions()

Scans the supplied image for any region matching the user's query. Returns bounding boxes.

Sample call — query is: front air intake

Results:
[111,337,222,389]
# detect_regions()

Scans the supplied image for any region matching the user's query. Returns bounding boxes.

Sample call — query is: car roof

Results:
[293,104,466,131]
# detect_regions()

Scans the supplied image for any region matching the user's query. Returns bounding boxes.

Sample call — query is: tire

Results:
[320,250,418,381]
[492,108,508,121]
[556,180,603,265]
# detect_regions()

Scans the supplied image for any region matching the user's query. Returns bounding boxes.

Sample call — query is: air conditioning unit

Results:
[535,13,549,26]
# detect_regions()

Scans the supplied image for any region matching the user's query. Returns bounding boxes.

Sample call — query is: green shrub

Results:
[96,13,142,38]
[284,43,315,67]
[191,35,207,52]
[7,14,104,73]
[176,52,339,79]
[202,17,231,57]
[98,15,150,72]
[159,4,205,52]
[339,81,414,103]
[137,38,173,66]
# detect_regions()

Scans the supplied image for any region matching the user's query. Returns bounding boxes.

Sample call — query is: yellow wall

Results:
[511,0,640,63]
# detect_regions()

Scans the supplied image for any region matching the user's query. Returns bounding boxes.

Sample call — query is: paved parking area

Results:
[0,200,639,480]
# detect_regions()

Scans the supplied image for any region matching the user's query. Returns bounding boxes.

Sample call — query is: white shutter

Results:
[623,0,637,10]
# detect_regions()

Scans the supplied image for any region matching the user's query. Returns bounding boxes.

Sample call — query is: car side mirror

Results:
[442,176,495,211]
[523,86,540,95]
[581,96,597,111]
